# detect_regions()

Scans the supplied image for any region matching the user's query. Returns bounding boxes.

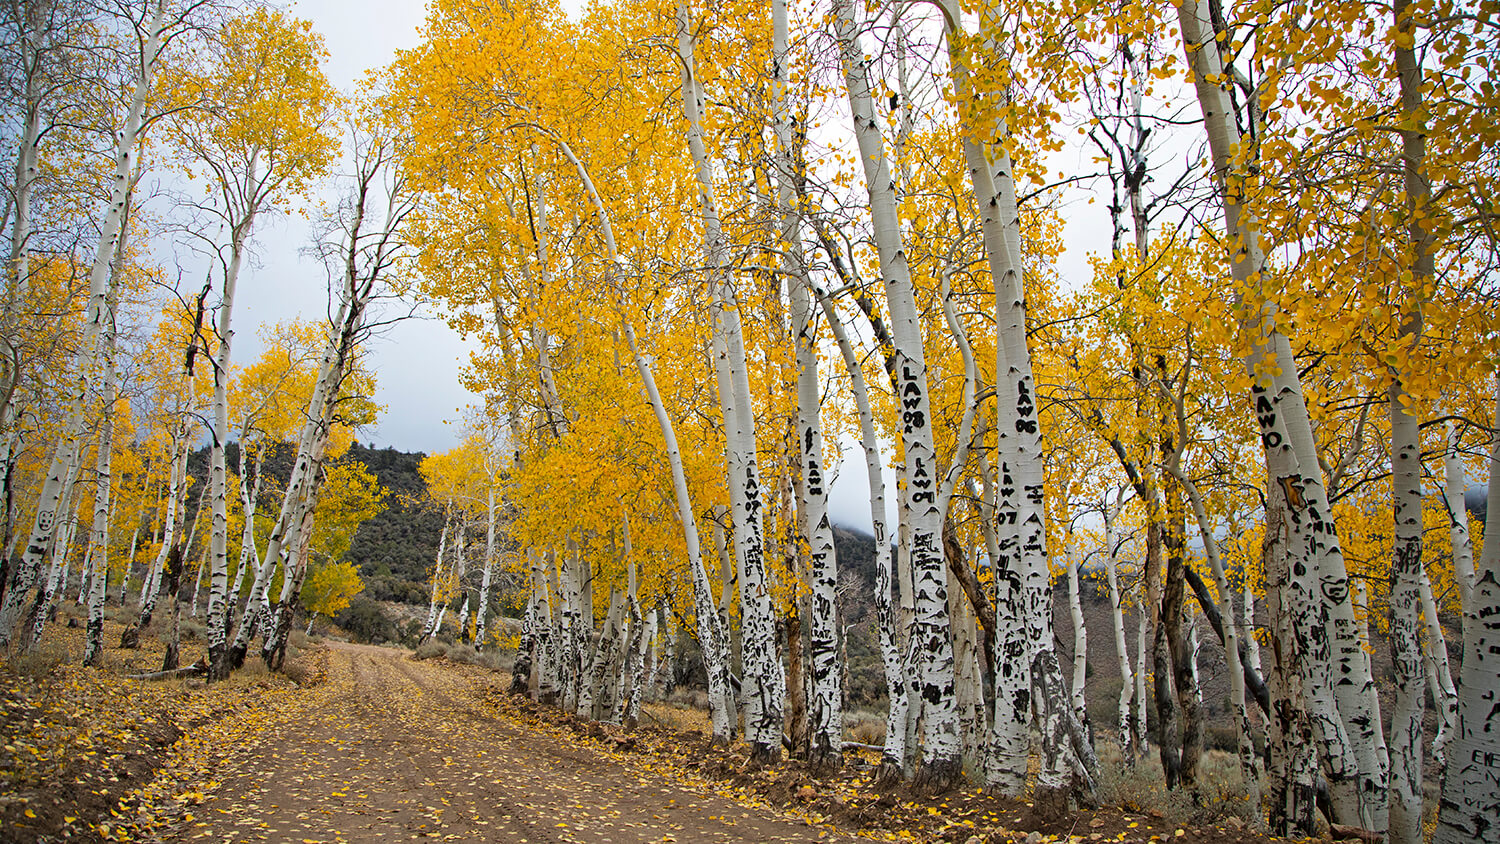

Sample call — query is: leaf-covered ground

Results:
[0,610,332,842]
[484,691,1287,844]
[2,612,1290,843]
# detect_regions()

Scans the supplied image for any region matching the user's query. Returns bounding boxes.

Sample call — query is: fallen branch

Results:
[128,660,206,681]
[841,741,884,753]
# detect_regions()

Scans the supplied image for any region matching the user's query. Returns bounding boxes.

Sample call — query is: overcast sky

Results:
[235,0,463,456]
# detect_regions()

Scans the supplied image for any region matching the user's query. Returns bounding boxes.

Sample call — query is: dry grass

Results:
[1095,739,1260,828]
[843,707,886,745]
[641,701,712,734]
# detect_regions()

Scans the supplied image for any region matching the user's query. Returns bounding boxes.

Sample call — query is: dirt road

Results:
[167,643,855,843]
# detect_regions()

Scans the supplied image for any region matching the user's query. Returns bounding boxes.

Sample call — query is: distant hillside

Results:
[341,442,444,604]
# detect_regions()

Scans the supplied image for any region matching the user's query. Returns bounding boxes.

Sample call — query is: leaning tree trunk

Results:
[28,447,83,646]
[542,131,734,744]
[1435,374,1500,843]
[423,514,450,642]
[1420,567,1458,765]
[833,0,963,789]
[224,296,349,671]
[264,470,327,670]
[225,440,265,635]
[1065,543,1089,737]
[1177,0,1385,828]
[676,0,783,763]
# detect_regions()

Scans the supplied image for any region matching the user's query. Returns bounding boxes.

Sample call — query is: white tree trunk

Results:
[1421,568,1459,765]
[1177,0,1385,827]
[1102,490,1136,759]
[541,130,734,743]
[530,551,558,704]
[616,515,647,727]
[227,441,266,622]
[1066,544,1089,735]
[951,1,1098,805]
[773,0,839,769]
[82,339,117,667]
[33,453,83,643]
[0,0,166,648]
[832,0,961,787]
[584,588,626,720]
[475,488,497,649]
[675,0,783,761]
[1385,5,1432,837]
[1444,422,1476,615]
[424,515,450,642]
[1435,374,1500,843]
[205,220,251,674]
[140,428,189,628]
[453,522,470,642]
[1243,581,1263,677]
[818,286,907,776]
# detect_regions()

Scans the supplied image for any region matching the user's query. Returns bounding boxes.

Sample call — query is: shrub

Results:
[413,640,447,660]
[845,709,886,745]
[474,650,509,672]
[336,596,399,644]
[447,644,478,665]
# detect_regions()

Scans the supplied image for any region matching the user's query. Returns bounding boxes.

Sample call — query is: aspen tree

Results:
[423,513,450,642]
[675,0,784,762]
[0,0,169,649]
[1101,489,1138,760]
[1383,2,1437,838]
[1175,0,1383,828]
[475,486,499,650]
[942,0,1096,806]
[534,128,736,744]
[831,0,962,788]
[770,0,839,770]
[249,122,407,672]
[169,8,337,678]
[1435,374,1500,843]
[81,191,131,665]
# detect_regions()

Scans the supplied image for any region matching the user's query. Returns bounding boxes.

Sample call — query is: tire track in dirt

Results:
[164,643,855,843]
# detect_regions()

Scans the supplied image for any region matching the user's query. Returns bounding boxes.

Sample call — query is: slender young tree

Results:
[176,7,337,679]
[675,0,784,762]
